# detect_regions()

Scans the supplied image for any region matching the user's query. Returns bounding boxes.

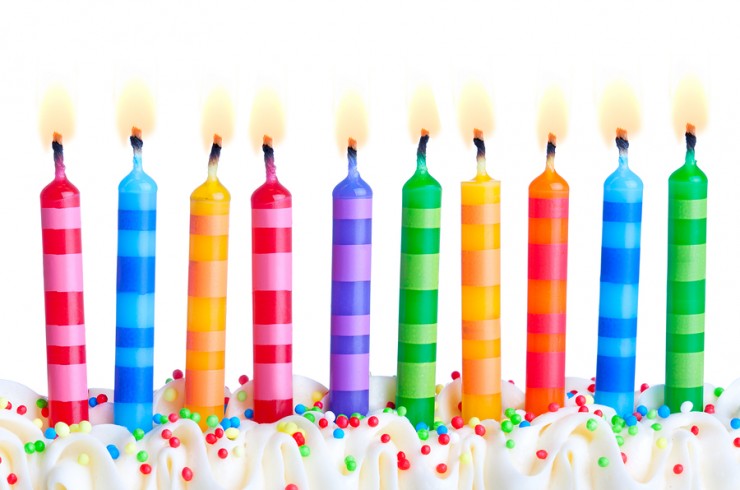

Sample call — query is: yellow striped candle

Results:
[461,129,501,421]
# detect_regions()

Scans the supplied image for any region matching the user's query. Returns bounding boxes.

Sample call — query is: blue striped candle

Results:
[595,130,643,417]
[114,128,157,432]
[329,139,372,417]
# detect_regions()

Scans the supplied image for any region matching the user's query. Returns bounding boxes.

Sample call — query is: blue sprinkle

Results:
[230,416,241,428]
[107,444,120,460]
[624,415,638,427]
[566,392,575,399]
[333,428,345,439]
[657,405,670,419]
[244,408,254,419]
[415,422,429,431]
[519,421,531,428]
[636,405,648,416]
[731,418,740,430]
[88,397,98,408]
[44,428,57,440]
[295,404,307,415]
[436,425,448,435]
[152,413,163,425]
[220,418,232,430]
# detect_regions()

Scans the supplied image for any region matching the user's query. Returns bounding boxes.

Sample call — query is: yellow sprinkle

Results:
[460,451,472,464]
[311,391,323,403]
[656,437,668,449]
[225,427,239,440]
[277,422,287,433]
[79,420,92,433]
[55,422,71,438]
[232,445,245,457]
[0,398,8,409]
[285,422,298,435]
[468,417,481,428]
[164,388,177,402]
[125,442,137,454]
[78,453,90,465]
[435,384,444,395]
[33,418,44,429]
[585,395,594,405]
[70,423,80,433]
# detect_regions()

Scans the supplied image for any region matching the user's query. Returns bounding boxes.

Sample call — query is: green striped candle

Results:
[665,124,708,413]
[396,130,442,427]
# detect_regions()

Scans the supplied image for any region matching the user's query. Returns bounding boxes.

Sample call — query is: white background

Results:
[1,0,739,397]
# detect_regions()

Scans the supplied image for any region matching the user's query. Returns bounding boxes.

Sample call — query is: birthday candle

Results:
[396,130,441,427]
[461,130,501,421]
[40,133,89,426]
[251,136,293,423]
[526,134,569,415]
[114,128,157,433]
[594,129,643,417]
[665,124,707,413]
[329,139,372,417]
[185,135,230,428]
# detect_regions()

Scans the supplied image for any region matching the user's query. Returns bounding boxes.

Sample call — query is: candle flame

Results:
[408,85,440,141]
[38,84,75,147]
[335,91,368,153]
[131,126,142,140]
[616,128,628,140]
[53,132,63,145]
[116,79,156,144]
[672,75,708,140]
[263,134,272,148]
[598,80,641,145]
[201,87,235,150]
[457,80,494,147]
[348,137,357,150]
[536,85,568,149]
[249,88,285,152]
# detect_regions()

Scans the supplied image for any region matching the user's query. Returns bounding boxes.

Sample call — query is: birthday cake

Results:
[0,374,738,489]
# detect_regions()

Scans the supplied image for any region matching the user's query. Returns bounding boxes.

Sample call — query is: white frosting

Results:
[0,376,738,489]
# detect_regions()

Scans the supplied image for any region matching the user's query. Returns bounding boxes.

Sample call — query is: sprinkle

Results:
[299,445,310,457]
[7,473,17,485]
[78,453,90,465]
[397,459,410,470]
[16,405,27,416]
[34,441,45,453]
[218,448,228,459]
[140,463,152,475]
[436,425,448,435]
[397,406,407,417]
[586,419,598,431]
[506,439,515,449]
[44,428,56,439]
[628,426,638,436]
[206,415,219,428]
[23,442,35,454]
[367,416,378,427]
[333,428,345,439]
[215,427,225,438]
[220,418,232,430]
[179,408,192,419]
[575,395,586,406]
[381,434,391,443]
[640,383,650,392]
[537,450,549,460]
[587,384,596,393]
[79,421,92,434]
[41,407,49,418]
[170,437,181,448]
[501,420,514,433]
[651,423,662,432]
[468,417,481,428]
[436,463,447,474]
[239,374,249,385]
[680,401,693,413]
[656,438,668,449]
[244,409,254,419]
[421,444,431,455]
[415,422,428,431]
[36,399,48,409]
[435,384,443,395]
[646,409,657,420]
[168,413,180,423]
[163,388,178,402]
[525,412,535,422]
[295,404,307,415]
[125,442,137,455]
[233,445,244,457]
[318,418,329,429]
[417,429,429,441]
[598,457,609,467]
[97,394,108,404]
[349,417,360,428]
[734,437,740,448]
[89,397,98,408]
[625,415,638,427]
[33,419,43,429]
[714,387,724,397]
[161,429,173,439]
[705,404,715,414]
[459,451,472,464]
[548,403,559,412]
[519,421,531,428]
[504,408,516,418]
[621,452,628,463]
[107,445,120,459]
[438,433,450,445]
[133,428,145,441]
[510,413,522,425]
[313,401,324,409]
[205,434,217,445]
[237,391,247,402]
[293,432,306,446]
[173,369,183,379]
[182,467,194,481]
[658,405,670,418]
[731,418,740,430]
[673,464,683,474]
[345,456,357,472]
[136,450,148,463]
[0,398,7,410]
[690,425,699,435]
[285,485,299,490]
[153,413,164,425]
[636,405,648,416]
[615,435,624,447]
[311,391,323,403]
[451,416,464,429]
[324,411,336,423]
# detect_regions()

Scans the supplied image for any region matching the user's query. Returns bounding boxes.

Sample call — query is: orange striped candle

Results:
[185,135,230,429]
[461,129,501,421]
[525,133,569,415]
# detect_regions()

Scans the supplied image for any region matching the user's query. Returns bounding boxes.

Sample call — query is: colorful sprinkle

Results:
[421,444,431,455]
[658,405,670,418]
[714,387,725,397]
[78,453,90,465]
[299,445,310,457]
[536,450,548,460]
[163,388,177,402]
[367,416,378,427]
[170,437,181,448]
[586,419,598,431]
[436,463,447,474]
[598,457,609,468]
[140,463,152,475]
[673,464,683,474]
[182,467,194,481]
[136,450,149,463]
[438,434,450,445]
[172,369,183,379]
[44,428,56,440]
[34,441,45,453]
[451,416,464,429]
[7,473,17,485]
[506,439,515,449]
[656,437,668,449]
[333,428,345,439]
[381,434,391,443]
[107,445,120,459]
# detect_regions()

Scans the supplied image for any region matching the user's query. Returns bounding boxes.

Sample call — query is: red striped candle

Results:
[251,136,292,423]
[40,133,89,425]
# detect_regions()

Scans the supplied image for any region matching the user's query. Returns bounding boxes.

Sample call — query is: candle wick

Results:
[348,145,359,177]
[616,135,629,168]
[130,134,143,170]
[473,136,487,177]
[685,130,697,164]
[416,133,429,172]
[263,143,277,181]
[208,141,221,179]
[545,139,556,171]
[52,140,66,179]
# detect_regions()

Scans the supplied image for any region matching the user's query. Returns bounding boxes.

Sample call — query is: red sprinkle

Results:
[217,448,228,459]
[691,426,699,436]
[621,452,628,464]
[578,406,589,413]
[96,394,108,404]
[168,413,179,423]
[436,463,448,474]
[451,371,461,380]
[367,416,379,428]
[161,429,172,440]
[16,405,27,416]
[575,395,586,407]
[293,433,305,446]
[673,464,683,475]
[215,428,224,439]
[318,418,329,429]
[169,437,181,448]
[336,416,349,429]
[569,390,578,395]
[140,464,152,475]
[548,403,559,413]
[640,383,650,393]
[397,451,406,461]
[182,467,194,481]
[508,379,516,384]
[285,485,299,490]
[594,410,604,418]
[397,459,410,470]
[313,401,323,409]
[238,374,249,385]
[173,369,184,380]
[438,434,450,445]
[421,445,431,455]
[7,473,17,485]
[524,412,535,423]
[349,417,360,428]
[451,416,464,429]
[587,384,596,393]
[41,407,50,418]
[5,402,11,410]
[205,433,218,445]
[634,412,643,422]
[386,401,395,409]
[380,434,391,443]
[705,404,715,414]
[733,437,740,448]
[536,450,548,460]
[474,424,486,436]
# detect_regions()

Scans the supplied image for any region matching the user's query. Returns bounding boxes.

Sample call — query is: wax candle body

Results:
[461,140,501,421]
[595,143,642,417]
[330,147,372,417]
[397,135,441,427]
[665,139,707,413]
[40,140,89,425]
[526,143,568,415]
[252,143,293,423]
[185,152,230,428]
[114,138,157,433]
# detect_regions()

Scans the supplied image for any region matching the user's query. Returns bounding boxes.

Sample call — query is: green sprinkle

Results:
[615,435,624,447]
[133,428,145,441]
[417,429,429,441]
[34,440,46,452]
[303,413,316,423]
[179,408,191,419]
[628,426,639,436]
[586,419,598,431]
[237,391,247,402]
[165,377,174,384]
[598,456,609,468]
[432,421,443,430]
[504,408,516,418]
[346,460,356,471]
[36,399,48,409]
[510,413,522,425]
[206,415,219,428]
[501,420,514,433]
[651,423,662,432]
[383,407,392,414]
[351,413,362,419]
[24,442,35,454]
[646,409,657,420]
[190,412,201,424]
[505,439,515,449]
[714,387,725,397]
[136,450,148,462]
[397,406,407,417]
[300,445,310,457]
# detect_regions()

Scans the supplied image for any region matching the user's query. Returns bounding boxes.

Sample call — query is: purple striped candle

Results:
[329,140,372,416]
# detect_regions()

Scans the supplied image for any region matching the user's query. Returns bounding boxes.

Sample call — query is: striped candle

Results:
[665,124,707,413]
[595,130,643,417]
[114,128,157,433]
[396,130,442,428]
[329,139,372,417]
[185,135,230,428]
[251,136,293,423]
[40,133,89,426]
[526,134,569,415]
[461,130,501,421]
